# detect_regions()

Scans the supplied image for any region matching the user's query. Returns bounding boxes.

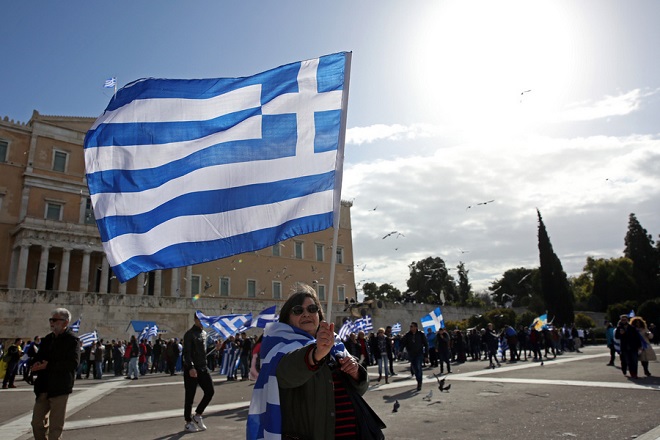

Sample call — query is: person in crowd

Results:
[356,331,370,369]
[151,337,163,373]
[630,317,656,377]
[249,335,262,380]
[112,340,124,376]
[2,338,23,389]
[468,328,481,361]
[103,340,113,373]
[401,321,428,391]
[246,282,368,439]
[138,338,148,376]
[482,324,501,368]
[370,327,390,383]
[385,326,397,376]
[182,313,215,432]
[616,314,642,378]
[30,307,80,440]
[436,327,452,374]
[165,339,178,375]
[239,332,252,381]
[125,335,140,380]
[23,336,40,384]
[426,327,438,367]
[605,322,616,366]
[345,332,360,359]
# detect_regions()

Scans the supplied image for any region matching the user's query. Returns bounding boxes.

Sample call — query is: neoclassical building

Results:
[0,111,357,336]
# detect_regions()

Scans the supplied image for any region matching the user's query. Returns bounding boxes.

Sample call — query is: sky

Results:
[2,1,659,296]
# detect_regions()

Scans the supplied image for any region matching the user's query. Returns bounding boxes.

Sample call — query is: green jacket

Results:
[277,346,368,440]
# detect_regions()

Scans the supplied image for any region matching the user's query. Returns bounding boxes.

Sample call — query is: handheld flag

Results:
[147,324,159,339]
[196,310,251,339]
[337,319,354,340]
[70,318,81,333]
[420,307,445,332]
[354,315,373,332]
[628,310,635,318]
[391,322,402,335]
[250,305,278,329]
[84,52,351,283]
[80,330,98,348]
[530,314,548,331]
[138,325,150,340]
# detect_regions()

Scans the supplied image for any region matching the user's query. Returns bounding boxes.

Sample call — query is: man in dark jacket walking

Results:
[182,314,215,432]
[31,307,80,440]
[401,322,428,391]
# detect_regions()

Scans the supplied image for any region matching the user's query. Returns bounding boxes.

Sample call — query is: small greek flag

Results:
[104,77,117,88]
[391,322,402,335]
[337,319,354,340]
[70,318,81,333]
[80,330,98,348]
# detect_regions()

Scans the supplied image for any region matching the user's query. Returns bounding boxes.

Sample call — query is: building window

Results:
[52,149,68,172]
[84,198,95,224]
[272,244,281,257]
[294,241,304,259]
[45,202,63,221]
[247,279,256,298]
[191,275,201,296]
[315,243,324,262]
[272,281,282,299]
[0,194,4,212]
[336,247,344,264]
[0,139,8,163]
[219,277,230,296]
[338,285,346,302]
[317,284,326,301]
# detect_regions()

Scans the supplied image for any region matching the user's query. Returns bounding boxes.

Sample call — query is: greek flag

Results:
[337,319,354,340]
[391,322,402,335]
[530,314,548,331]
[628,310,635,318]
[247,322,348,440]
[138,326,150,341]
[104,77,117,88]
[238,305,278,333]
[421,306,445,332]
[84,52,351,283]
[196,310,251,339]
[354,315,373,332]
[147,324,159,339]
[70,318,81,333]
[80,330,98,348]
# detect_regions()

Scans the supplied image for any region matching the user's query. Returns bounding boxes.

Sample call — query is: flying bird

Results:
[371,205,378,211]
[518,273,531,284]
[477,200,495,206]
[382,231,398,239]
[434,374,451,392]
[423,390,433,401]
[392,400,400,412]
[520,89,532,103]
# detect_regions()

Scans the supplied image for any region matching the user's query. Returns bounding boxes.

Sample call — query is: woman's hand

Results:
[338,355,360,381]
[315,321,335,360]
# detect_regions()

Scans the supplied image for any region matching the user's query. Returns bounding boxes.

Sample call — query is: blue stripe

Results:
[96,171,334,242]
[85,108,260,148]
[111,212,332,282]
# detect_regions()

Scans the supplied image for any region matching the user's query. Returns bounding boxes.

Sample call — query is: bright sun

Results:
[409,1,583,143]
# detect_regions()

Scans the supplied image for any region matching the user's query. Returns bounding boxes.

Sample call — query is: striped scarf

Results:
[246,322,347,440]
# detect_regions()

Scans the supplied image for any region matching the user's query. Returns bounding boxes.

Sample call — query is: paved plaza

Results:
[1,345,659,440]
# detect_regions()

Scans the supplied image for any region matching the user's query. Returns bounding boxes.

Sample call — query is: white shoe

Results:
[193,414,207,431]
[185,421,199,432]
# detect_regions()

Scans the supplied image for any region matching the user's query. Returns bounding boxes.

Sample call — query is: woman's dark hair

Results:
[279,282,324,324]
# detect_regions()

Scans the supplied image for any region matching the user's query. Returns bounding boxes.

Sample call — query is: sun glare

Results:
[409,1,581,143]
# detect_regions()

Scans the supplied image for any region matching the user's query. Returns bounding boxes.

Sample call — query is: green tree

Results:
[484,308,516,329]
[490,268,540,309]
[606,301,638,326]
[582,257,636,311]
[624,213,660,302]
[537,209,575,326]
[574,313,596,329]
[637,298,660,324]
[406,256,456,304]
[361,282,402,302]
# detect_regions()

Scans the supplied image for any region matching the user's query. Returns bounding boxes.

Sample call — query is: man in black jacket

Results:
[615,314,642,378]
[31,307,80,440]
[401,322,428,391]
[182,314,215,432]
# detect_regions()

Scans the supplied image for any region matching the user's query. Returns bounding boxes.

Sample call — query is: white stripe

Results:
[90,84,262,130]
[103,190,333,267]
[90,150,337,219]
[85,115,262,174]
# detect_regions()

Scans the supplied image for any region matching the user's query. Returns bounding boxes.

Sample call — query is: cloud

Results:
[557,88,659,122]
[346,123,440,145]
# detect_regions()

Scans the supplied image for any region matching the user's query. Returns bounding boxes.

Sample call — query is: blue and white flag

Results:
[353,315,373,332]
[196,310,251,339]
[530,314,548,331]
[138,325,150,341]
[70,318,81,333]
[337,319,354,340]
[420,306,445,332]
[147,324,159,339]
[84,52,352,283]
[391,322,402,335]
[247,322,348,440]
[104,77,117,88]
[249,305,278,330]
[80,330,98,348]
[628,310,635,318]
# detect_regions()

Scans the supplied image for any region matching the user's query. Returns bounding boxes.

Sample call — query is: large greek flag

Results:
[421,306,445,332]
[84,52,352,282]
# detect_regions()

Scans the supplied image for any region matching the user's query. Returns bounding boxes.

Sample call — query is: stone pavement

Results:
[1,345,659,440]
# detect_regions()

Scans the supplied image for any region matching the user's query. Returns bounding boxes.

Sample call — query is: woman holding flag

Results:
[247,282,369,440]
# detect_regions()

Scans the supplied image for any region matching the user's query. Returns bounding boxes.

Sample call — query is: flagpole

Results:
[325,52,352,325]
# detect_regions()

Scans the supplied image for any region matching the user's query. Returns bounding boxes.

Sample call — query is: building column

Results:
[119,282,127,295]
[8,247,19,288]
[170,268,179,297]
[136,273,145,295]
[36,244,51,290]
[154,270,162,297]
[15,244,30,289]
[79,250,91,292]
[185,266,193,297]
[58,248,72,291]
[99,257,110,294]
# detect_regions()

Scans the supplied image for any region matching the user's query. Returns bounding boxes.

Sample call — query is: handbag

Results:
[341,375,386,440]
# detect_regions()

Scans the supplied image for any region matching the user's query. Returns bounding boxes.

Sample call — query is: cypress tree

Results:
[537,209,575,326]
[624,213,659,302]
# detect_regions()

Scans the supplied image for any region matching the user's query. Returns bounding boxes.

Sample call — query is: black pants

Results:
[183,368,215,422]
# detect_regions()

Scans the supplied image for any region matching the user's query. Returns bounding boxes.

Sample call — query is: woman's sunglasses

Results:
[291,304,319,316]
